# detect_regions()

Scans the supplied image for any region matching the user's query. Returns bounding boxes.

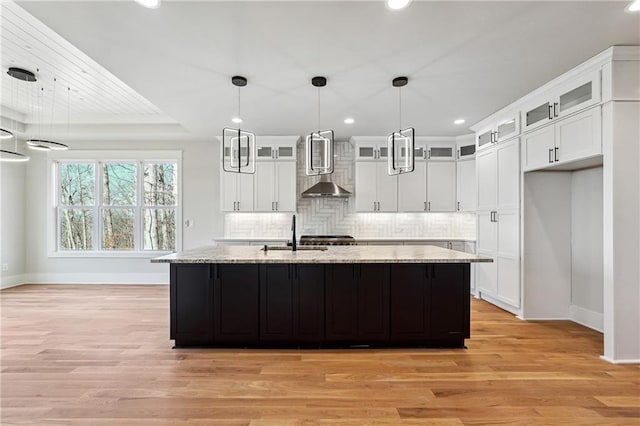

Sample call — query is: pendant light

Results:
[0,67,34,162]
[26,76,69,151]
[305,76,334,176]
[222,76,256,174]
[387,76,415,176]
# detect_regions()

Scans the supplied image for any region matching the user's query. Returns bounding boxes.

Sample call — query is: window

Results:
[52,152,180,256]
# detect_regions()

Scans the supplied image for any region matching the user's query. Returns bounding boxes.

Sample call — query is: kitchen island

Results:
[152,245,491,348]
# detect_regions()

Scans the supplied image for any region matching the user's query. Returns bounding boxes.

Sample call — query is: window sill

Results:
[48,251,175,259]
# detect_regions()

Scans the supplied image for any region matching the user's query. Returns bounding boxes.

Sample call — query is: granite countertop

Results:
[212,237,476,243]
[152,245,492,264]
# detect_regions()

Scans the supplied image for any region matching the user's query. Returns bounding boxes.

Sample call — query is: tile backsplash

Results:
[223,140,476,239]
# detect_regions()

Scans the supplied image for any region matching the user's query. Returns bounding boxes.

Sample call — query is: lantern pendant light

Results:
[305,76,334,176]
[222,76,256,174]
[0,67,33,162]
[26,76,69,151]
[387,76,415,176]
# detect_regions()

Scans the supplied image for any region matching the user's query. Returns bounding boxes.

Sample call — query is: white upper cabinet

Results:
[522,106,602,172]
[221,171,254,212]
[456,159,476,212]
[355,140,388,161]
[427,161,456,212]
[522,69,601,132]
[253,161,296,212]
[426,142,456,161]
[398,160,427,212]
[355,162,398,212]
[457,142,476,160]
[476,149,498,212]
[476,112,520,151]
[256,141,297,161]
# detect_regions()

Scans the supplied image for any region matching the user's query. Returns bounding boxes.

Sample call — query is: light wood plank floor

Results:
[1,284,638,425]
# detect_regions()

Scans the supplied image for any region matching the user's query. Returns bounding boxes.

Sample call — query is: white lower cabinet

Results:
[427,161,457,212]
[523,106,602,172]
[398,161,427,212]
[477,254,498,294]
[355,162,398,212]
[221,170,254,212]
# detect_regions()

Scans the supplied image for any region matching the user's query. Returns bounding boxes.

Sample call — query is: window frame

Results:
[48,150,182,258]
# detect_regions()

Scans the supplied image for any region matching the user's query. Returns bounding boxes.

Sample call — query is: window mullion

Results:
[96,160,102,251]
[135,161,143,251]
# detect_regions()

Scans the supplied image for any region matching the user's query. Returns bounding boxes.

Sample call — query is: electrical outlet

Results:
[1,263,8,272]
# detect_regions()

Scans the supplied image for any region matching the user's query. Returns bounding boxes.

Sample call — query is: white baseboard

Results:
[478,291,522,316]
[600,355,640,365]
[0,274,27,290]
[570,304,604,333]
[23,273,169,285]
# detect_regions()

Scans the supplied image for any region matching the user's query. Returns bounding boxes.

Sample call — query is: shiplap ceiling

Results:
[9,1,640,139]
[0,2,175,126]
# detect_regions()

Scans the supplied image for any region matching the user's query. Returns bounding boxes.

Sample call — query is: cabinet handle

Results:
[554,102,559,118]
[554,147,559,162]
[424,201,427,212]
[457,201,460,211]
[548,104,553,120]
[237,201,240,211]
[457,149,460,159]
[377,201,381,211]
[428,202,431,211]
[271,201,274,211]
[428,149,431,159]
[549,148,554,163]
[276,201,278,211]
[373,201,376,211]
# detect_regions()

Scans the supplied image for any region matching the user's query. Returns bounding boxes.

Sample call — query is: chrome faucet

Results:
[290,214,297,251]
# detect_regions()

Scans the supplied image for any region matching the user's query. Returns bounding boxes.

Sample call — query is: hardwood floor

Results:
[1,284,638,425]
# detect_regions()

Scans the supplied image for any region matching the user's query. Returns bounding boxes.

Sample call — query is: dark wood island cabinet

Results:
[169,261,471,348]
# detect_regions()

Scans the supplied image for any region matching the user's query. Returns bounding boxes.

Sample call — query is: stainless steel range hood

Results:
[301,174,351,198]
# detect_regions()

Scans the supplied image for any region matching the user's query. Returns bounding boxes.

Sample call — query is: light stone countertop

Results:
[152,245,492,264]
[212,237,476,243]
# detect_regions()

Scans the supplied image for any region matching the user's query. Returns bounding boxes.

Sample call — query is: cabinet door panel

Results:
[294,265,325,341]
[497,256,520,308]
[497,139,520,210]
[276,162,297,212]
[377,163,398,212]
[325,265,358,340]
[355,162,377,212]
[456,159,476,212]
[260,265,293,341]
[357,264,390,341]
[390,265,430,340]
[477,212,497,253]
[497,210,519,258]
[214,265,259,341]
[171,264,213,343]
[398,161,427,212]
[237,173,254,211]
[220,171,237,212]
[557,70,601,118]
[427,161,456,212]
[431,264,469,339]
[476,150,497,211]
[523,125,555,172]
[555,107,602,165]
[254,162,276,212]
[477,252,497,295]
[523,99,552,132]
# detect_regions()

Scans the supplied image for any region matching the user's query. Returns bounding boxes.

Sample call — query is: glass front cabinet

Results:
[522,69,601,132]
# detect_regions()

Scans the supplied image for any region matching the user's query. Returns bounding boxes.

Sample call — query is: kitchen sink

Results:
[261,245,327,252]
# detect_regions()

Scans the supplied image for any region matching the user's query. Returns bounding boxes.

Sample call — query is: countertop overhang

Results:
[152,245,493,264]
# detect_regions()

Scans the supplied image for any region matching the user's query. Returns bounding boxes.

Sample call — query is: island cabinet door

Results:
[389,264,430,341]
[293,265,325,342]
[357,264,390,341]
[430,264,470,340]
[259,264,293,341]
[170,264,214,344]
[325,264,358,340]
[213,264,260,342]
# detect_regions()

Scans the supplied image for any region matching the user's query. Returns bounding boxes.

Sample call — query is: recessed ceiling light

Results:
[627,0,640,12]
[344,118,355,125]
[232,117,243,124]
[454,118,466,125]
[135,0,161,9]
[386,0,412,10]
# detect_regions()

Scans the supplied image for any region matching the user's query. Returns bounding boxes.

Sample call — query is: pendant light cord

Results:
[237,86,241,127]
[50,77,57,140]
[67,86,71,138]
[398,86,403,131]
[317,87,321,131]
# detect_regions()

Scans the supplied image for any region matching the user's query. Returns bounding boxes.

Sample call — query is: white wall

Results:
[23,138,220,284]
[0,161,27,289]
[570,167,604,331]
